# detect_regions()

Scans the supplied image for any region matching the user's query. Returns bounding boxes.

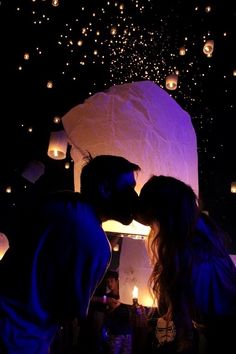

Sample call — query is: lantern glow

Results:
[231,182,236,193]
[203,40,214,57]
[132,285,138,300]
[165,74,178,90]
[0,233,9,260]
[47,130,68,160]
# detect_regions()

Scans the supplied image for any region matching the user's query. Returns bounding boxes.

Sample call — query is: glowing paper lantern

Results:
[165,74,178,90]
[62,80,198,307]
[62,80,198,193]
[119,237,154,306]
[203,40,214,57]
[0,233,9,260]
[62,80,198,234]
[179,47,186,56]
[52,0,59,6]
[231,181,236,193]
[21,160,45,183]
[47,130,68,160]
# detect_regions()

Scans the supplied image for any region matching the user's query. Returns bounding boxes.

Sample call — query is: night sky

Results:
[1,0,236,251]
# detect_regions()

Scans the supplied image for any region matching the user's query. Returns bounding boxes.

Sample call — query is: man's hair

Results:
[80,153,140,202]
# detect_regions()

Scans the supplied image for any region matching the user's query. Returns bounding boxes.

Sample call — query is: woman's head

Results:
[137,175,199,245]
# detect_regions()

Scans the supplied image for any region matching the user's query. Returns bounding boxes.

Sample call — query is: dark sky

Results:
[1,0,236,251]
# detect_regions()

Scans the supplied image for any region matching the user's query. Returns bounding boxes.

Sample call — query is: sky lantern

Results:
[0,233,9,260]
[231,181,236,193]
[203,39,214,57]
[62,80,198,306]
[47,130,68,160]
[179,46,186,56]
[21,160,45,183]
[165,73,178,90]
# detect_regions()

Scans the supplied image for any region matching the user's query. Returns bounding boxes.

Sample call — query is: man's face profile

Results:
[108,171,138,225]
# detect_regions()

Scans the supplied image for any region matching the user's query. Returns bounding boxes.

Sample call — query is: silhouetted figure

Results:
[0,154,140,354]
[103,270,133,354]
[136,175,236,354]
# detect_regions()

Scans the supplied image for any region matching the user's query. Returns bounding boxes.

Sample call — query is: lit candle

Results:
[132,285,138,302]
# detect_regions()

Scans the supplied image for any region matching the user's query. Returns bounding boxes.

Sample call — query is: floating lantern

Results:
[231,181,236,193]
[21,160,45,183]
[0,233,9,260]
[52,0,59,7]
[62,80,198,307]
[47,130,68,160]
[179,47,186,56]
[47,81,53,89]
[62,80,198,234]
[24,53,30,60]
[203,40,214,57]
[165,74,178,90]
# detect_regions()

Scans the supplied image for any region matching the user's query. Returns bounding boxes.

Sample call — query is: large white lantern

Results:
[62,80,198,306]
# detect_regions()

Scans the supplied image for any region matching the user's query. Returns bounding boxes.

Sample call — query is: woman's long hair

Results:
[139,175,217,350]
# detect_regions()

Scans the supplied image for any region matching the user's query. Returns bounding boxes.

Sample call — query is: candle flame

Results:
[132,285,138,299]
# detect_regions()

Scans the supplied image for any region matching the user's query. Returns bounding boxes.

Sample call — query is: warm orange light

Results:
[113,244,119,252]
[132,285,138,300]
[165,74,178,90]
[231,182,236,193]
[203,40,214,57]
[0,233,9,260]
[47,131,68,160]
[179,47,186,56]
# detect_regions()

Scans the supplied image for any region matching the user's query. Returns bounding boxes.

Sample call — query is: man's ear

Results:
[98,181,112,199]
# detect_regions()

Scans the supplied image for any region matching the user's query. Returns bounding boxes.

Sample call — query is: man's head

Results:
[80,154,140,225]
